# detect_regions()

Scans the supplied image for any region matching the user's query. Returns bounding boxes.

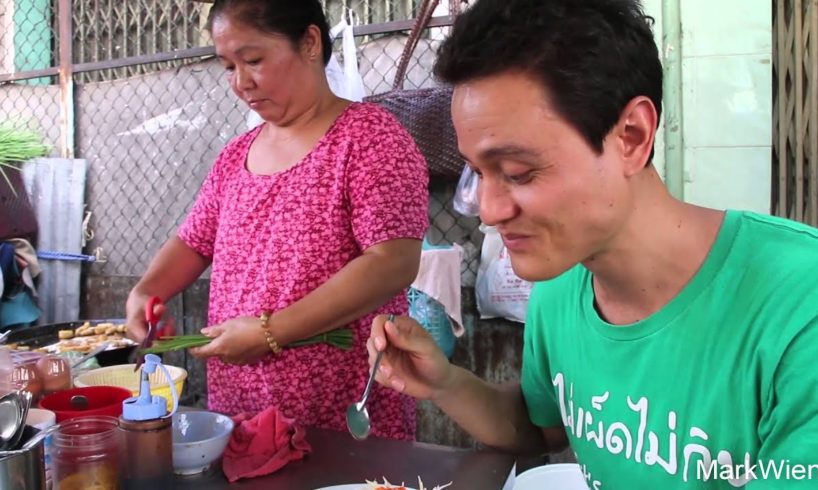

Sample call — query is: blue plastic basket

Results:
[407,287,456,358]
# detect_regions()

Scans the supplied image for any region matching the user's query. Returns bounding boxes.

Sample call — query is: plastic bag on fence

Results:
[326,10,366,102]
[453,165,480,217]
[475,225,532,323]
[247,10,365,128]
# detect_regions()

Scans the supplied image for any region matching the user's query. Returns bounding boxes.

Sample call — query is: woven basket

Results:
[363,0,464,180]
[366,87,461,179]
[74,363,187,412]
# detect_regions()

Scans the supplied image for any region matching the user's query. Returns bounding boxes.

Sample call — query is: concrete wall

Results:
[642,0,772,213]
[680,0,773,213]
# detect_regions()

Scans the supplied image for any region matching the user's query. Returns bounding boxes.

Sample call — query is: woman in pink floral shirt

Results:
[125,0,428,440]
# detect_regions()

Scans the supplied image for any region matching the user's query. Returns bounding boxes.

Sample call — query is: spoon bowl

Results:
[346,402,371,441]
[0,392,25,450]
[345,314,392,441]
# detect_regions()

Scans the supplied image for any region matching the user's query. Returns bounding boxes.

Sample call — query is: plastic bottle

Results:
[118,354,178,489]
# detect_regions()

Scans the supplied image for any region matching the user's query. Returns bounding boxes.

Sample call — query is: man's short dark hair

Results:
[435,0,663,161]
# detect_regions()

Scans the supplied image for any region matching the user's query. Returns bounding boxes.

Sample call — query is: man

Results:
[368,0,818,488]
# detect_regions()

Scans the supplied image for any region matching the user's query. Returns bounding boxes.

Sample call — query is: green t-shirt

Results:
[522,210,818,489]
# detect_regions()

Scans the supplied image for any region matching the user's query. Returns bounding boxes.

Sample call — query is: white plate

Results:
[315,485,418,490]
[514,464,588,490]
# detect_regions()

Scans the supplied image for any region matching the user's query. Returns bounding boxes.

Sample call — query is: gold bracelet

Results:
[259,311,283,355]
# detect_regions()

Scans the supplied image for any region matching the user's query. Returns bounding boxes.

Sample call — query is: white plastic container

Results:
[26,408,56,490]
[515,464,589,490]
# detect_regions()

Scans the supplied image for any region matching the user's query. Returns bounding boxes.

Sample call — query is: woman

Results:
[125,0,428,440]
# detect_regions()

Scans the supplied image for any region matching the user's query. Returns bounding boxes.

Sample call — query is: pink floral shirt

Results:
[178,103,428,440]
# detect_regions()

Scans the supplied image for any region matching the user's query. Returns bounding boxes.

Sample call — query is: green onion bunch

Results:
[0,122,50,194]
[141,328,355,354]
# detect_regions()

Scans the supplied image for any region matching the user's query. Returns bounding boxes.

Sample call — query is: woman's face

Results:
[211,14,323,125]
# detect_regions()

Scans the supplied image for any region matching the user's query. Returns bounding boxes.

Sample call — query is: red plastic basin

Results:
[39,386,132,422]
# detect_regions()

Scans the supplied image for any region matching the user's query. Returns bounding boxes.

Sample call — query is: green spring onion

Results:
[140,328,355,354]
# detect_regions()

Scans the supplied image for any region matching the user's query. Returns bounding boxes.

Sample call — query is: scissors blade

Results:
[135,296,163,371]
[134,320,159,372]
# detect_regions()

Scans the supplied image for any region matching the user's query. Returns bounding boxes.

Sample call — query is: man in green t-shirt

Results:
[366,0,818,488]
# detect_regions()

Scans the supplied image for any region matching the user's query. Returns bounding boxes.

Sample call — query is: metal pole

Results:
[58,0,75,159]
[661,0,684,200]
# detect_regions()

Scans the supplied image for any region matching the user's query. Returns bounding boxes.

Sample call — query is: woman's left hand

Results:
[189,316,269,364]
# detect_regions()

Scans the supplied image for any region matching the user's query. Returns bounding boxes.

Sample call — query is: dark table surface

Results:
[173,427,517,490]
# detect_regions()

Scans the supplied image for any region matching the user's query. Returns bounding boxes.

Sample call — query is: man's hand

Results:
[367,314,455,401]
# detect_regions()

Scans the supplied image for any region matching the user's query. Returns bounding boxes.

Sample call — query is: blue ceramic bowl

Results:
[172,411,234,475]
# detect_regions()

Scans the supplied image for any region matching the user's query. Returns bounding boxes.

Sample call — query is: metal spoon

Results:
[346,314,392,441]
[0,392,24,450]
[15,391,32,448]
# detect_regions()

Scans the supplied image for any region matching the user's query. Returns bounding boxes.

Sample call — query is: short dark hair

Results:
[207,0,333,66]
[434,0,663,161]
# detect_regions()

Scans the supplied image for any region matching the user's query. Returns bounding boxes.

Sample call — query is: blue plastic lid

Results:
[121,354,177,421]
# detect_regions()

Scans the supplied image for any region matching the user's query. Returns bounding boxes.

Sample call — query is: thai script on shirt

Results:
[552,372,756,488]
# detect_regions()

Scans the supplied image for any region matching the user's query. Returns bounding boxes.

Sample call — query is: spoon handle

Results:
[360,350,383,409]
[359,314,394,408]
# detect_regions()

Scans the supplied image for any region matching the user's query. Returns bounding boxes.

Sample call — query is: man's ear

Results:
[615,96,658,177]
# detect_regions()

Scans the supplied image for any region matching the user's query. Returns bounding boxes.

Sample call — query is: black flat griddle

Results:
[4,319,136,366]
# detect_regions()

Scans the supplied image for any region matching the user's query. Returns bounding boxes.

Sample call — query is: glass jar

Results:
[11,358,44,401]
[52,416,121,490]
[35,354,72,394]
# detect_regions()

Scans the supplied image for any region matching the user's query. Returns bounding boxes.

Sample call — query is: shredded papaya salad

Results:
[363,477,452,490]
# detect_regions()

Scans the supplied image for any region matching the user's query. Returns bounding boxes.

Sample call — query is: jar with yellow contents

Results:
[51,416,120,490]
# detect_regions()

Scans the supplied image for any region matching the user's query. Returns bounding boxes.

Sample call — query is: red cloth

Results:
[222,406,312,483]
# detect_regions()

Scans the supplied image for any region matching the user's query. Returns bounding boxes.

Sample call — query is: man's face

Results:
[452,71,633,281]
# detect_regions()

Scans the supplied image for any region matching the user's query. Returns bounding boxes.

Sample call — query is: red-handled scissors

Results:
[135,296,165,372]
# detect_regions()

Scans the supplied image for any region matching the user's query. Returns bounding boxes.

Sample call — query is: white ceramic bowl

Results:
[172,411,234,475]
[515,463,589,490]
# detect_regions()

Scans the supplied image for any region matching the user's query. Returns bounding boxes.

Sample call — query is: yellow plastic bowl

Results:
[74,364,187,412]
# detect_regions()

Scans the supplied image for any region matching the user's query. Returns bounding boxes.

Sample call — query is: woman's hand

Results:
[125,292,166,343]
[189,316,269,365]
[367,315,455,401]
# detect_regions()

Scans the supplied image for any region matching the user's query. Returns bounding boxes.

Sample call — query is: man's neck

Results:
[583,171,726,325]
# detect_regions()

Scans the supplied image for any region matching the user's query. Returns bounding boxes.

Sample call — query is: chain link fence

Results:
[0,0,483,288]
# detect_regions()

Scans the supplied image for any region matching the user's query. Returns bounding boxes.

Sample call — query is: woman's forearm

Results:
[270,238,421,345]
[130,236,211,301]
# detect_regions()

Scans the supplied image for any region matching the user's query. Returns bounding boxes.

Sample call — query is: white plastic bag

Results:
[453,165,480,216]
[247,9,365,128]
[327,10,366,102]
[475,225,532,323]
